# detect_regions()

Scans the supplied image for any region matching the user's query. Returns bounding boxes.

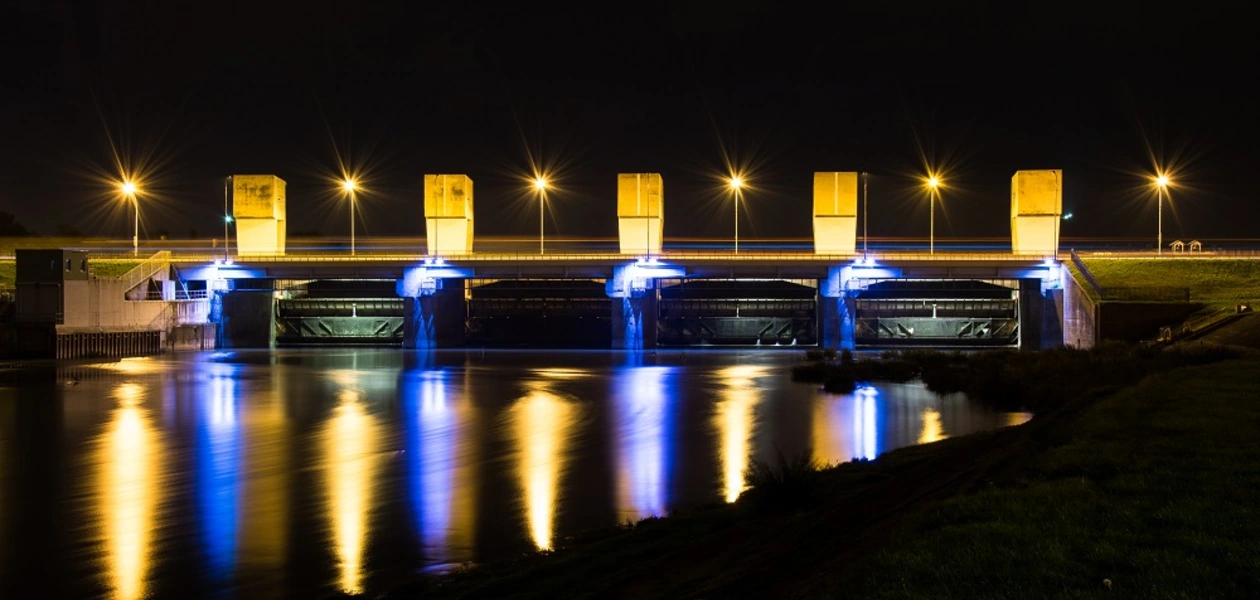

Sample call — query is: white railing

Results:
[111,250,172,291]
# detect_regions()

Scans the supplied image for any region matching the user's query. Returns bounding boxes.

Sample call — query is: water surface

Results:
[0,349,1029,598]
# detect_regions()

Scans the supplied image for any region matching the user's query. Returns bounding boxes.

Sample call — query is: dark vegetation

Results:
[794,342,1242,411]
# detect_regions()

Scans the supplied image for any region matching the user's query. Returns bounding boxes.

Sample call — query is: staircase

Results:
[110,251,172,297]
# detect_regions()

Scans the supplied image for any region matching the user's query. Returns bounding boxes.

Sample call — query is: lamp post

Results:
[223,176,233,262]
[862,172,869,259]
[924,175,941,255]
[534,177,548,255]
[1154,174,1170,255]
[342,179,357,256]
[120,180,139,256]
[728,176,743,254]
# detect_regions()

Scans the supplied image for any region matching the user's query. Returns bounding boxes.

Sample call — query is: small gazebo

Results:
[1189,240,1203,253]
[1169,240,1185,253]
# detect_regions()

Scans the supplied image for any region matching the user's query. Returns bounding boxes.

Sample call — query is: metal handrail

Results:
[111,250,171,291]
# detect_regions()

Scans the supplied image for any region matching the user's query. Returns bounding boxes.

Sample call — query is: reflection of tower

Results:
[613,366,675,521]
[99,383,161,600]
[240,366,289,583]
[918,407,946,444]
[852,386,879,460]
[401,369,477,566]
[713,365,767,503]
[511,381,577,551]
[811,392,855,466]
[198,370,242,582]
[324,389,379,595]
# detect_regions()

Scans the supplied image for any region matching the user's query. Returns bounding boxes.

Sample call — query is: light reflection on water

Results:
[714,365,768,503]
[510,372,580,551]
[324,389,378,595]
[100,382,161,600]
[0,349,1031,598]
[400,369,477,566]
[612,366,674,521]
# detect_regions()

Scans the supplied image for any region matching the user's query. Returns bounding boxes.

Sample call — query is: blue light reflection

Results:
[197,366,242,581]
[400,369,472,564]
[853,386,881,460]
[611,366,676,521]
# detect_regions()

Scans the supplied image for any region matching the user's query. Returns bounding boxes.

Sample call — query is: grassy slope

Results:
[0,259,138,287]
[843,359,1260,599]
[399,358,1260,599]
[1081,258,1260,306]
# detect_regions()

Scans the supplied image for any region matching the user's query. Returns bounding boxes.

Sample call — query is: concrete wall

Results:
[60,280,172,330]
[611,292,658,350]
[168,324,216,351]
[1099,302,1204,342]
[219,291,276,348]
[1062,270,1099,348]
[402,282,465,348]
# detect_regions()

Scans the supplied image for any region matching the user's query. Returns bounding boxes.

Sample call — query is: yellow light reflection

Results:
[323,390,378,595]
[918,407,946,444]
[91,357,162,375]
[241,385,288,573]
[1003,412,1034,427]
[99,383,160,600]
[511,390,575,551]
[811,395,854,466]
[714,365,766,503]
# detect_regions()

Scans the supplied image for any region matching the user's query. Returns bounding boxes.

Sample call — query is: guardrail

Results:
[112,250,171,291]
[155,250,1056,264]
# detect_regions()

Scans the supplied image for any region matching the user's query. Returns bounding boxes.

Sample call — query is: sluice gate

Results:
[465,279,610,347]
[853,280,1021,347]
[275,279,404,344]
[657,279,818,346]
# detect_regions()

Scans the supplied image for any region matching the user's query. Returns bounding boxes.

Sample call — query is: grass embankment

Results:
[0,259,138,287]
[385,344,1256,599]
[841,358,1260,599]
[1080,258,1260,307]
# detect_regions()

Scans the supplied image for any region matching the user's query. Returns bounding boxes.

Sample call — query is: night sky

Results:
[2,1,1256,245]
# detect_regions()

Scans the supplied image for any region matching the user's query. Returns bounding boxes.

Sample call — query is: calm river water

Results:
[0,349,1029,598]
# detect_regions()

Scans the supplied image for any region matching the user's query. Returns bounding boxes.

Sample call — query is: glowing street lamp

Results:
[924,175,942,255]
[534,177,548,255]
[728,176,744,254]
[342,179,358,256]
[119,180,140,256]
[1153,174,1171,255]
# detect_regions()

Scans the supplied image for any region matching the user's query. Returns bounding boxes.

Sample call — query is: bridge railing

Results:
[155,250,1055,264]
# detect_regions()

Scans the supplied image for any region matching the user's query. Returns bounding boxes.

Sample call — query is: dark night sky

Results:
[1,1,1257,245]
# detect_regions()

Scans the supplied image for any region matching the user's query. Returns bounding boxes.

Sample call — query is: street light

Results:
[223,176,233,262]
[1154,174,1171,255]
[342,179,357,256]
[728,176,743,254]
[924,175,942,255]
[120,180,140,256]
[534,177,548,255]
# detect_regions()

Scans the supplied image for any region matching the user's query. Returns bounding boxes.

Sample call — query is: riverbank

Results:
[385,349,1260,599]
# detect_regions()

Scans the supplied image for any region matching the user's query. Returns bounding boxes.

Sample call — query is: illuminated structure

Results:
[424,175,475,256]
[617,173,663,256]
[813,172,858,255]
[1010,170,1063,256]
[232,175,287,256]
